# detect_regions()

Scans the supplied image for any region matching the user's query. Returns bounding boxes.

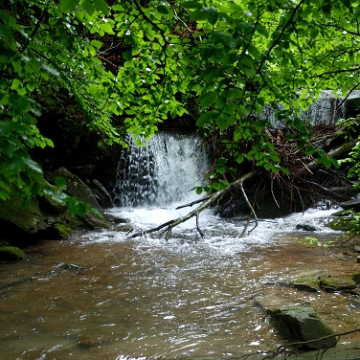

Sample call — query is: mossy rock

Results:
[0,246,26,261]
[285,276,320,293]
[53,223,72,239]
[353,272,360,284]
[266,306,336,349]
[319,276,357,292]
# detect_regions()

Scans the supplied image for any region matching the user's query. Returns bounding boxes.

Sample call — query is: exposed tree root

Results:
[129,170,257,239]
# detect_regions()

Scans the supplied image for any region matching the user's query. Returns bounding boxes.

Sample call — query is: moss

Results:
[53,223,72,239]
[319,276,357,291]
[0,246,26,261]
[353,272,360,284]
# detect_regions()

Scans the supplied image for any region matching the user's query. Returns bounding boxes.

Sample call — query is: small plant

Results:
[298,236,334,248]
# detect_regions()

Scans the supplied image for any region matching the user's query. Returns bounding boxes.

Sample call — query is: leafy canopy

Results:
[0,0,359,206]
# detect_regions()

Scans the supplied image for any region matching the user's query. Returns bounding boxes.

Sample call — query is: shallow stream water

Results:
[2,134,360,359]
[2,209,360,360]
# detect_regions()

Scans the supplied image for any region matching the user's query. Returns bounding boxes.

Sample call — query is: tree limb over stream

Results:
[129,170,257,239]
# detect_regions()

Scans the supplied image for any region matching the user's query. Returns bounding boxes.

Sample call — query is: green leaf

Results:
[157,5,169,14]
[183,1,202,9]
[196,111,218,126]
[8,94,30,112]
[216,116,228,130]
[199,92,217,107]
[59,0,80,12]
[93,0,109,14]
[81,0,96,15]
[90,39,103,49]
[55,177,67,191]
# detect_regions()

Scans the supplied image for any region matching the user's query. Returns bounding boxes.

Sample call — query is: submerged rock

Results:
[256,296,336,349]
[0,246,26,261]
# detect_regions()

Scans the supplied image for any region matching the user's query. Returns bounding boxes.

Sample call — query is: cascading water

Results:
[112,133,211,207]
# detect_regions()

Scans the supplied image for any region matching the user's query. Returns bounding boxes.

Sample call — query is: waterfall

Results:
[263,90,360,128]
[112,133,211,207]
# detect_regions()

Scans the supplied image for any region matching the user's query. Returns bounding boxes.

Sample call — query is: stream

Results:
[1,134,360,360]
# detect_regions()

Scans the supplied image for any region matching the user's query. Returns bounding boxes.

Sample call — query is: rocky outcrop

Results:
[0,167,115,243]
[50,167,102,210]
[90,179,113,208]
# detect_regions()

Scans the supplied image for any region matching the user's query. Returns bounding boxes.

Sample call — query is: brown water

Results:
[1,225,360,360]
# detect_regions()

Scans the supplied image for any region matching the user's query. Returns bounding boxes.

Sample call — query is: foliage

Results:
[1,0,360,210]
[298,236,334,248]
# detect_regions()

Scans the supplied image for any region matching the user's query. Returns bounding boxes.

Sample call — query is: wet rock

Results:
[285,276,320,293]
[295,224,318,232]
[51,167,102,210]
[256,296,336,350]
[58,263,86,271]
[90,179,113,208]
[353,272,360,284]
[280,270,329,293]
[0,246,26,261]
[340,199,360,211]
[319,276,357,292]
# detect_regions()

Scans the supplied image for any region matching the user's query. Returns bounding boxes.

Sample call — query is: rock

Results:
[295,224,317,232]
[285,276,320,293]
[0,246,26,261]
[51,167,102,210]
[350,288,360,297]
[353,272,360,284]
[319,276,357,292]
[280,270,329,293]
[340,199,360,211]
[58,263,86,270]
[68,164,95,177]
[0,196,50,234]
[90,179,113,208]
[256,296,336,349]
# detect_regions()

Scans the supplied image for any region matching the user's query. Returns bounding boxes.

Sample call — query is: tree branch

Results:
[129,170,257,239]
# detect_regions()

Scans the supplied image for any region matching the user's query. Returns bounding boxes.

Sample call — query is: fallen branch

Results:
[297,139,357,177]
[236,327,360,360]
[129,170,257,239]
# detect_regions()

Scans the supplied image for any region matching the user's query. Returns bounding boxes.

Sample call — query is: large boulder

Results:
[90,179,113,208]
[51,167,102,211]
